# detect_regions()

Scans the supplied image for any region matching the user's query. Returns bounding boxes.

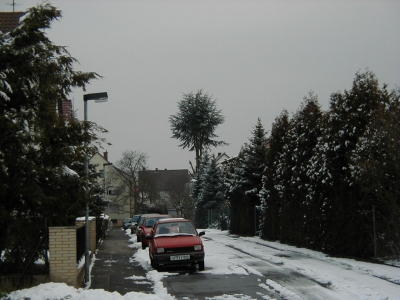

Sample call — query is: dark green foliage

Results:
[228,118,268,236]
[170,90,227,172]
[192,152,210,228]
[277,93,323,247]
[258,70,400,258]
[259,110,290,241]
[0,3,106,273]
[200,155,225,210]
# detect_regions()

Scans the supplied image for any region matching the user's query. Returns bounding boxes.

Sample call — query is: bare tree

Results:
[165,178,196,220]
[109,150,148,215]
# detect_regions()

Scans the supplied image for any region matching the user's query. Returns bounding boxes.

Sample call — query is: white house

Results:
[90,152,131,226]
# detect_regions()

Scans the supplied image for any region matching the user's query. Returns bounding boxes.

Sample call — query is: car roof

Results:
[156,218,188,224]
[141,214,163,218]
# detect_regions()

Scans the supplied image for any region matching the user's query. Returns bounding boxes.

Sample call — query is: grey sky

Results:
[7,0,400,170]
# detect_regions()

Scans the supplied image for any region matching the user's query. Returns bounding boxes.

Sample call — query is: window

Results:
[107,187,120,195]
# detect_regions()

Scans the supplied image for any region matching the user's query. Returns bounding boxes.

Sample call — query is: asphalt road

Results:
[93,228,372,299]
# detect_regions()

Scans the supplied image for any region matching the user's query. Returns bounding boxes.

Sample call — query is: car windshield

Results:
[145,217,168,227]
[132,215,140,222]
[155,221,197,236]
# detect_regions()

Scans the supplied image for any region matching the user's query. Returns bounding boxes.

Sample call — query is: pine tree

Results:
[259,110,290,240]
[277,93,323,247]
[192,152,210,228]
[200,155,225,210]
[307,70,400,257]
[0,3,106,272]
[170,90,227,172]
[229,118,268,235]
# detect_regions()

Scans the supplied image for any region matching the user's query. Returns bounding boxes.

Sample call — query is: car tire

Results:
[137,235,140,242]
[141,242,146,250]
[198,261,205,271]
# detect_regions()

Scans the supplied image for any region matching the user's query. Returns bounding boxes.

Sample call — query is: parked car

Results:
[122,218,133,230]
[135,213,160,241]
[130,214,141,234]
[145,218,205,271]
[138,214,171,249]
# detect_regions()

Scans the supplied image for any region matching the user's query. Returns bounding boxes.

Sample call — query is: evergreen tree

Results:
[200,155,225,210]
[259,110,290,241]
[170,90,227,172]
[229,118,268,235]
[0,3,106,273]
[277,93,323,247]
[306,70,400,257]
[192,152,210,228]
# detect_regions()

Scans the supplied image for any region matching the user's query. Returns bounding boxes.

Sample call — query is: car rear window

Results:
[156,221,197,235]
[145,217,169,227]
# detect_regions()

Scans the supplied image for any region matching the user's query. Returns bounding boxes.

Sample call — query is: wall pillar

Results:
[48,227,76,287]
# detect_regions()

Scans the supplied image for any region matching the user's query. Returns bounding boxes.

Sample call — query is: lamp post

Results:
[83,92,108,283]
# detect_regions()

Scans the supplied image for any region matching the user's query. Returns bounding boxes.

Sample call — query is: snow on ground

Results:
[4,229,400,300]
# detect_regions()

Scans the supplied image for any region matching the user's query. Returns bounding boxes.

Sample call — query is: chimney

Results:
[103,151,108,161]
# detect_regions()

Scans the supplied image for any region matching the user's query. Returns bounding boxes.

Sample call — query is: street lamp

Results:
[83,92,108,284]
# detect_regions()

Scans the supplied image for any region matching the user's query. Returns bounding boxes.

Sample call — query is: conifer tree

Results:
[277,93,323,246]
[229,118,268,235]
[170,90,227,172]
[307,70,400,257]
[259,110,290,240]
[192,152,210,228]
[200,155,225,210]
[0,3,106,272]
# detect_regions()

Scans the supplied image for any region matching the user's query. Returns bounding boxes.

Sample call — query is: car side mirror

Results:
[145,233,153,240]
[199,231,205,236]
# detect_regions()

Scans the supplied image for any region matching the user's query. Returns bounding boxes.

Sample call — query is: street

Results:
[130,229,400,300]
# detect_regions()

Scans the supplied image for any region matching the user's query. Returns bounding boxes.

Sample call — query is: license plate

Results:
[170,255,190,261]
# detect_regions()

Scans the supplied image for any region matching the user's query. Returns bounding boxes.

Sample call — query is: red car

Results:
[138,214,171,249]
[145,218,205,271]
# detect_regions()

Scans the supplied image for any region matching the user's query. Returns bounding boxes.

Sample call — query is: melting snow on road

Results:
[5,229,400,300]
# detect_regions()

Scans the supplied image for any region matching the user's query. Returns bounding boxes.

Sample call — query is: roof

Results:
[139,169,191,192]
[0,12,25,33]
[215,152,230,164]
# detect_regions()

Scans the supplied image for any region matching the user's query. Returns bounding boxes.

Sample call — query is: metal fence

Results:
[206,208,230,230]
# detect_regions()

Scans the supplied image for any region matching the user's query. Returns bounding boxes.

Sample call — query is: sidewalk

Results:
[89,227,153,295]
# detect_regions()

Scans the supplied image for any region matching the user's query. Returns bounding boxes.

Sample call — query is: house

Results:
[138,168,192,217]
[90,152,132,226]
[215,152,230,168]
[0,11,25,33]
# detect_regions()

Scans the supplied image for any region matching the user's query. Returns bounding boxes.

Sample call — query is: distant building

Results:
[138,168,192,217]
[90,152,132,226]
[215,152,230,169]
[0,11,25,33]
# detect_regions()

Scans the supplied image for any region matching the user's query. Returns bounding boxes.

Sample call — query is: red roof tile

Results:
[0,12,25,33]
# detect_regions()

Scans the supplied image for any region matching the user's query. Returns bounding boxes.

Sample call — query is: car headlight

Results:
[194,245,202,251]
[157,248,164,253]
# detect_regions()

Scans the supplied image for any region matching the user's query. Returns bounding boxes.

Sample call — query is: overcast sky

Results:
[7,0,400,170]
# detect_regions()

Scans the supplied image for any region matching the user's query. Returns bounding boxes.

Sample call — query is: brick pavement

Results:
[89,227,154,295]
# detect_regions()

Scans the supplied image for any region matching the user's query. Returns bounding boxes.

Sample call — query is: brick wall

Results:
[49,226,77,287]
[49,218,96,288]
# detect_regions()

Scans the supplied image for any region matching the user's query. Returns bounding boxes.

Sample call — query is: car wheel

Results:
[198,261,205,271]
[141,242,146,250]
[137,235,140,242]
